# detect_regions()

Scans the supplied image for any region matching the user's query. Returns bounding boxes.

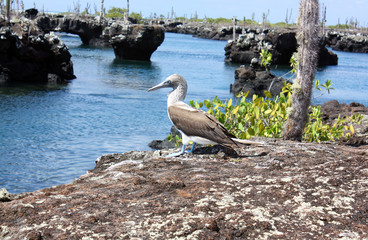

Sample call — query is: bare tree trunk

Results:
[232,17,236,41]
[124,0,129,23]
[282,0,320,141]
[99,0,104,24]
[127,0,129,16]
[15,0,19,16]
[6,0,10,20]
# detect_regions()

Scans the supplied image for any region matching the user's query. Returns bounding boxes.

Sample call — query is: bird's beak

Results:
[147,80,171,92]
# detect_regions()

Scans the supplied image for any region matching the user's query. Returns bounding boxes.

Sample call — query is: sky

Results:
[19,0,368,26]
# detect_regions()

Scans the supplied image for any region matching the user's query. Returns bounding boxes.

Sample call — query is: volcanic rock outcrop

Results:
[326,31,368,53]
[230,60,288,96]
[36,14,165,61]
[36,15,105,46]
[110,24,165,60]
[0,19,75,84]
[1,138,368,239]
[225,29,338,66]
[164,22,242,41]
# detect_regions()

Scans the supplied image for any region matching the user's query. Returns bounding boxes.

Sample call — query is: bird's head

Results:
[147,74,187,92]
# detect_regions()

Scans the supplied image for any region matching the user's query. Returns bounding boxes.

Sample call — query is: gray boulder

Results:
[230,62,288,97]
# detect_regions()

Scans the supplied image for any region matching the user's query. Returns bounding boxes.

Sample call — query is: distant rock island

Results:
[0,17,75,84]
[0,10,165,84]
[164,21,368,65]
[36,14,165,61]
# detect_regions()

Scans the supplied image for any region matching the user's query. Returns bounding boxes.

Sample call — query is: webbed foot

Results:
[166,145,186,158]
[185,143,196,153]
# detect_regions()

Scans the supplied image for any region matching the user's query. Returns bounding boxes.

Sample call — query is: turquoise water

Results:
[1,32,367,193]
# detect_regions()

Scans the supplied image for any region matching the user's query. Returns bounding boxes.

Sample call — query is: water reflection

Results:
[0,82,68,96]
[106,59,162,90]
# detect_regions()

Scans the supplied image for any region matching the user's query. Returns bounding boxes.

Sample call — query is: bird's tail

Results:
[231,138,263,146]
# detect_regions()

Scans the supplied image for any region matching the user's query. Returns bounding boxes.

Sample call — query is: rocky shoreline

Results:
[1,101,367,239]
[164,22,368,66]
[326,30,368,53]
[0,17,75,84]
[223,28,338,66]
[164,22,240,41]
[164,22,368,54]
[1,138,367,239]
[2,116,367,237]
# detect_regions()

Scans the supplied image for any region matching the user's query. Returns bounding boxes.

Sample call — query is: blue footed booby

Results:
[148,74,259,157]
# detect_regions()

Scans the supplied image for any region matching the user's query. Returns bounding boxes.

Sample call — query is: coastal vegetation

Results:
[182,0,363,144]
[182,1,362,145]
[188,81,362,143]
[169,46,362,145]
[104,6,142,22]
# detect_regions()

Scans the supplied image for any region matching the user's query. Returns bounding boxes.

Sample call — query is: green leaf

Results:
[315,79,320,88]
[265,109,272,115]
[238,122,245,131]
[264,90,272,98]
[232,105,240,115]
[254,107,260,118]
[259,122,265,133]
[248,127,255,136]
[243,91,249,98]
[227,98,233,108]
[167,133,173,142]
[189,100,195,107]
[204,99,212,108]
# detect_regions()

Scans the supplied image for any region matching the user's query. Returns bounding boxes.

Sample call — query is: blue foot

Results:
[185,143,196,153]
[166,145,186,158]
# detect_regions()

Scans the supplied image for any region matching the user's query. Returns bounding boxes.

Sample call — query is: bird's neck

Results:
[167,85,187,107]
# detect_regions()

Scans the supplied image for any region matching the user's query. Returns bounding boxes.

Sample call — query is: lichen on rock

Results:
[1,139,367,239]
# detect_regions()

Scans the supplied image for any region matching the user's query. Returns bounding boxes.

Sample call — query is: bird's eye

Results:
[166,80,172,85]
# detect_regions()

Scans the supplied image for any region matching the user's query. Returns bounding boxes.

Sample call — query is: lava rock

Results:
[326,31,368,53]
[269,31,297,64]
[1,139,368,239]
[0,188,11,202]
[320,100,368,122]
[164,23,243,41]
[36,15,105,46]
[149,126,182,150]
[24,8,38,19]
[110,25,165,61]
[225,29,338,66]
[35,14,165,60]
[0,25,75,84]
[230,63,288,97]
[320,100,368,145]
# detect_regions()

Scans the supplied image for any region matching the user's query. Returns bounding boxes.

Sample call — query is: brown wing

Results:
[168,102,237,146]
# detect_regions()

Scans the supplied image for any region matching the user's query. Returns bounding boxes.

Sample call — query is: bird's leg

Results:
[166,144,186,157]
[186,143,196,153]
